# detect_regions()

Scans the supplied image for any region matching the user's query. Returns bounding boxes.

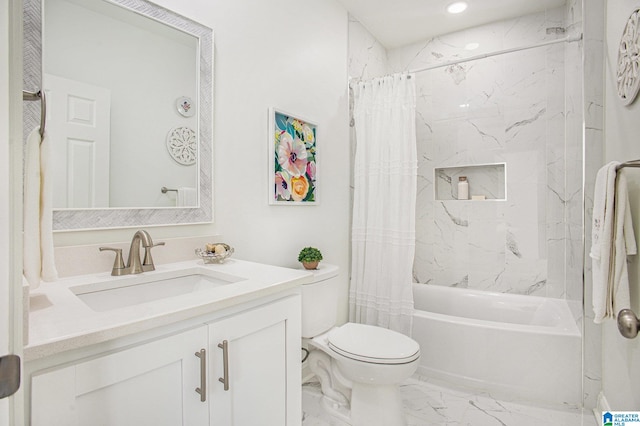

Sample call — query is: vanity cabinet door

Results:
[31,326,209,426]
[208,295,301,426]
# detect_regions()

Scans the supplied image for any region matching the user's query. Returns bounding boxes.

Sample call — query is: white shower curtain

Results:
[349,73,417,336]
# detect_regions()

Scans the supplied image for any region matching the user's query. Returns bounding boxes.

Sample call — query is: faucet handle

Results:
[99,247,126,276]
[142,241,165,272]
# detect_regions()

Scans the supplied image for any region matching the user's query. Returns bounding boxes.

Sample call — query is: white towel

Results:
[23,129,41,288]
[590,162,638,323]
[590,161,618,323]
[609,172,637,317]
[39,131,58,282]
[23,129,58,289]
[176,187,197,207]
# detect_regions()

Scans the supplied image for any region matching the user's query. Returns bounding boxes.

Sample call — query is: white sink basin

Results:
[71,271,243,312]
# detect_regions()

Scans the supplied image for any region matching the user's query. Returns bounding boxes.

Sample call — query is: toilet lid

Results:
[327,323,420,365]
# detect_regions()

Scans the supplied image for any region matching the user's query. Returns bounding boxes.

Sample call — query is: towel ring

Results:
[22,89,46,140]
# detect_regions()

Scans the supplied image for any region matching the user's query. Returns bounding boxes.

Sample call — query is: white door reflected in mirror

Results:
[45,74,111,209]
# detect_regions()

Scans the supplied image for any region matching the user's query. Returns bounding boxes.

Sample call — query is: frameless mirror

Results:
[24,0,213,230]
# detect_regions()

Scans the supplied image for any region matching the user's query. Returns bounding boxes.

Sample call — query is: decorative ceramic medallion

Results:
[166,126,197,165]
[176,96,195,117]
[617,9,640,105]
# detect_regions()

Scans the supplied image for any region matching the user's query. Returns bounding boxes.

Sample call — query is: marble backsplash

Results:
[349,6,583,300]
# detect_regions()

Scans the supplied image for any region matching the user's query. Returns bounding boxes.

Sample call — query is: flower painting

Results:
[269,108,318,204]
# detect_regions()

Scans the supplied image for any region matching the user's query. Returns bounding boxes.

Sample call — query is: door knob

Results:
[0,354,20,399]
[617,309,640,339]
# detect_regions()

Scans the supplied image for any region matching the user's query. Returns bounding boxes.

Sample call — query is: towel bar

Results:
[22,89,46,140]
[617,309,640,338]
[616,160,640,171]
[609,159,640,330]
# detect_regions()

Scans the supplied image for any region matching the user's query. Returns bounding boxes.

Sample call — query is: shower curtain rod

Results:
[408,33,583,74]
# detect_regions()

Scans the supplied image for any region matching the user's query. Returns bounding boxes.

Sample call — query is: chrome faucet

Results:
[100,230,165,276]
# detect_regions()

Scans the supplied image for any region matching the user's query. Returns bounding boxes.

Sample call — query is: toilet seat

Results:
[327,323,420,365]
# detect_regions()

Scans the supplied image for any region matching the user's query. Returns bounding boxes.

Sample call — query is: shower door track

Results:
[408,33,583,74]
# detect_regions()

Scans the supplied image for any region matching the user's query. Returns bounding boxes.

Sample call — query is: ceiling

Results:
[335,0,567,49]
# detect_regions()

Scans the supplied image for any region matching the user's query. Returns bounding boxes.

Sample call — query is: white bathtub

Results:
[411,284,582,406]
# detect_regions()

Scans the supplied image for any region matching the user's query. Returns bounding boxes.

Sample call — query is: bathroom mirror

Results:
[24,0,213,230]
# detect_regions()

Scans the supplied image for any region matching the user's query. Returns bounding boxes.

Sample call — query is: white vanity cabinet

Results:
[28,295,301,426]
[31,326,209,426]
[208,295,301,425]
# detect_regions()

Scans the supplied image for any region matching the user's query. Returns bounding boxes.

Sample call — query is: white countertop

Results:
[26,258,312,361]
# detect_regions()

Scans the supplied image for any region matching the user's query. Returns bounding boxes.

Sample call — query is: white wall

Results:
[601,0,640,410]
[51,0,351,323]
[0,0,11,362]
[3,0,24,422]
[0,1,11,423]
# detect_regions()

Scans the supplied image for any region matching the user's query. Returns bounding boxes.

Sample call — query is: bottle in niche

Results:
[457,176,469,200]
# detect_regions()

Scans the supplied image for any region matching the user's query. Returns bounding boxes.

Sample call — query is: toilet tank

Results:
[301,263,339,338]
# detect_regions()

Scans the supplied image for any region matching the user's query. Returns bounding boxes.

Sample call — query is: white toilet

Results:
[302,264,420,426]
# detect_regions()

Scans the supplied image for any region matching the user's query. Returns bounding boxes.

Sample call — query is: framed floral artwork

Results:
[269,108,318,205]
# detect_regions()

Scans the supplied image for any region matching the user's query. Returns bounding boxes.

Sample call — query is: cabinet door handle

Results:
[195,349,206,402]
[218,340,229,391]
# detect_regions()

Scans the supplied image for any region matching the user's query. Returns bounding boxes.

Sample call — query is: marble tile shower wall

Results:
[563,0,585,311]
[349,7,583,299]
[348,16,389,81]
[579,0,604,409]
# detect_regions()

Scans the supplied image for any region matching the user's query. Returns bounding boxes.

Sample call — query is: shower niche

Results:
[434,163,506,201]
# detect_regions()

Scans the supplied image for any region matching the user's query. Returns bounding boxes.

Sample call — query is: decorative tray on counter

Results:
[195,243,234,264]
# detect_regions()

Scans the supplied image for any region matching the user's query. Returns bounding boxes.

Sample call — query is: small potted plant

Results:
[298,246,323,270]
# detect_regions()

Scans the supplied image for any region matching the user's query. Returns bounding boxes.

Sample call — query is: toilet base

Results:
[350,383,405,426]
[305,326,418,425]
[307,344,410,426]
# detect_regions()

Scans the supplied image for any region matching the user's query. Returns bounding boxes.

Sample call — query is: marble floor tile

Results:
[302,374,597,426]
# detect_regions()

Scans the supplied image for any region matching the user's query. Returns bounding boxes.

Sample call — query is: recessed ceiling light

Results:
[465,42,479,50]
[447,1,468,14]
